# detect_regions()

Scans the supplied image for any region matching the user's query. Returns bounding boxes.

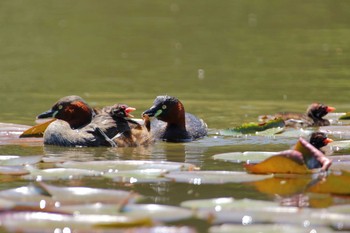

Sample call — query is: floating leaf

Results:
[19,119,56,138]
[23,166,102,181]
[103,169,170,183]
[122,204,194,222]
[0,212,152,232]
[197,204,339,227]
[338,112,350,120]
[38,183,142,205]
[219,118,285,136]
[0,166,30,175]
[57,203,122,215]
[320,126,350,139]
[209,224,333,233]
[244,150,310,174]
[329,161,350,172]
[181,197,279,211]
[213,151,278,163]
[328,140,350,151]
[245,138,332,174]
[0,155,42,166]
[164,171,272,184]
[0,184,54,207]
[58,160,197,172]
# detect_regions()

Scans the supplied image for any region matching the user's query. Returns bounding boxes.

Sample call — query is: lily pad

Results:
[164,171,273,184]
[0,155,42,166]
[0,165,30,175]
[320,126,350,139]
[0,212,152,232]
[23,166,102,181]
[0,184,54,207]
[209,224,334,233]
[220,118,285,136]
[122,204,194,222]
[38,183,142,205]
[103,169,170,183]
[57,160,197,172]
[329,161,350,172]
[328,140,350,151]
[338,112,350,120]
[181,197,279,211]
[213,151,278,163]
[244,137,332,174]
[19,119,56,138]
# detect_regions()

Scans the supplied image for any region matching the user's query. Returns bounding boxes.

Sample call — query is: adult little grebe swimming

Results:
[142,95,207,142]
[36,95,149,147]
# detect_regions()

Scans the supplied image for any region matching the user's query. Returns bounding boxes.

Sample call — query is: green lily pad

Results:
[0,184,54,207]
[213,151,278,163]
[0,155,42,166]
[103,169,170,183]
[57,160,197,172]
[122,204,194,222]
[0,212,152,232]
[209,224,334,233]
[23,166,102,181]
[0,165,30,175]
[164,171,273,184]
[338,112,350,120]
[328,140,350,151]
[181,197,279,210]
[329,161,350,172]
[220,118,285,136]
[320,126,350,139]
[38,183,142,205]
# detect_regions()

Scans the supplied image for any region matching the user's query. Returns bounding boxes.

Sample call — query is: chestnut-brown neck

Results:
[59,101,94,129]
[166,102,186,130]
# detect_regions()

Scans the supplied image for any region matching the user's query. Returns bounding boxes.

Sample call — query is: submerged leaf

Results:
[220,118,285,136]
[19,119,56,138]
[307,171,350,195]
[250,176,313,196]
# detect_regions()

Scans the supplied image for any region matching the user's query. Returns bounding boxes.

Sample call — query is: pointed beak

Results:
[142,107,157,118]
[125,107,136,118]
[326,106,336,113]
[323,138,333,145]
[37,109,57,119]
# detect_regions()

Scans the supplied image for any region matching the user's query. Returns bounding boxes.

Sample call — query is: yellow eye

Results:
[58,105,63,110]
[162,105,167,110]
